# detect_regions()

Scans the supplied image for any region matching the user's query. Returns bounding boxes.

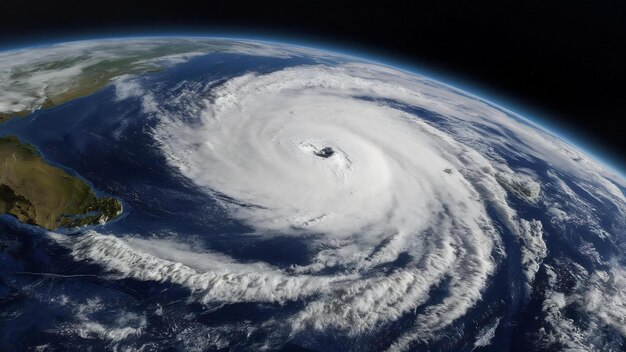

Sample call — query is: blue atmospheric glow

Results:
[1,30,624,177]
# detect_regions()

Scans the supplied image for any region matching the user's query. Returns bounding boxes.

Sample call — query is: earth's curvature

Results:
[0,37,625,352]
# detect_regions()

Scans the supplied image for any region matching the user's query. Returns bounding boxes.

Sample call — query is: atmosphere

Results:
[0,1,624,159]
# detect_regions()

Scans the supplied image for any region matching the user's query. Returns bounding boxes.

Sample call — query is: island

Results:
[0,136,122,230]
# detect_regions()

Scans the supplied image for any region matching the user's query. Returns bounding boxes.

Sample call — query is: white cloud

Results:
[53,297,147,344]
[29,40,626,350]
[473,317,501,350]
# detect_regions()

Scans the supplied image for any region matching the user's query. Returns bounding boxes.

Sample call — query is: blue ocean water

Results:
[0,49,624,351]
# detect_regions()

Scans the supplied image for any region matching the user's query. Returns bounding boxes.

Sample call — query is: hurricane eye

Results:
[314,147,335,158]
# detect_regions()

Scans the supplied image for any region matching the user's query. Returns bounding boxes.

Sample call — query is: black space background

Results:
[0,0,624,167]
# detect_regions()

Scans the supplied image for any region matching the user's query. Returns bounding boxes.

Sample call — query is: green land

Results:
[0,41,221,123]
[0,136,122,230]
[0,57,155,123]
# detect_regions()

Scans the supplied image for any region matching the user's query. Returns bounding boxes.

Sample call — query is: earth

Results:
[0,37,625,352]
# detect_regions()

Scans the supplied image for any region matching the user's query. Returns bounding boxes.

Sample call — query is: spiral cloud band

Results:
[58,56,626,350]
[149,64,528,344]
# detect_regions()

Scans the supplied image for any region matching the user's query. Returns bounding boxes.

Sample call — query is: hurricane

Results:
[1,38,625,352]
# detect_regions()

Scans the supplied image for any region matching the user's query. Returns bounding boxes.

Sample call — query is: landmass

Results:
[0,136,122,230]
[0,39,223,123]
[0,63,151,123]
